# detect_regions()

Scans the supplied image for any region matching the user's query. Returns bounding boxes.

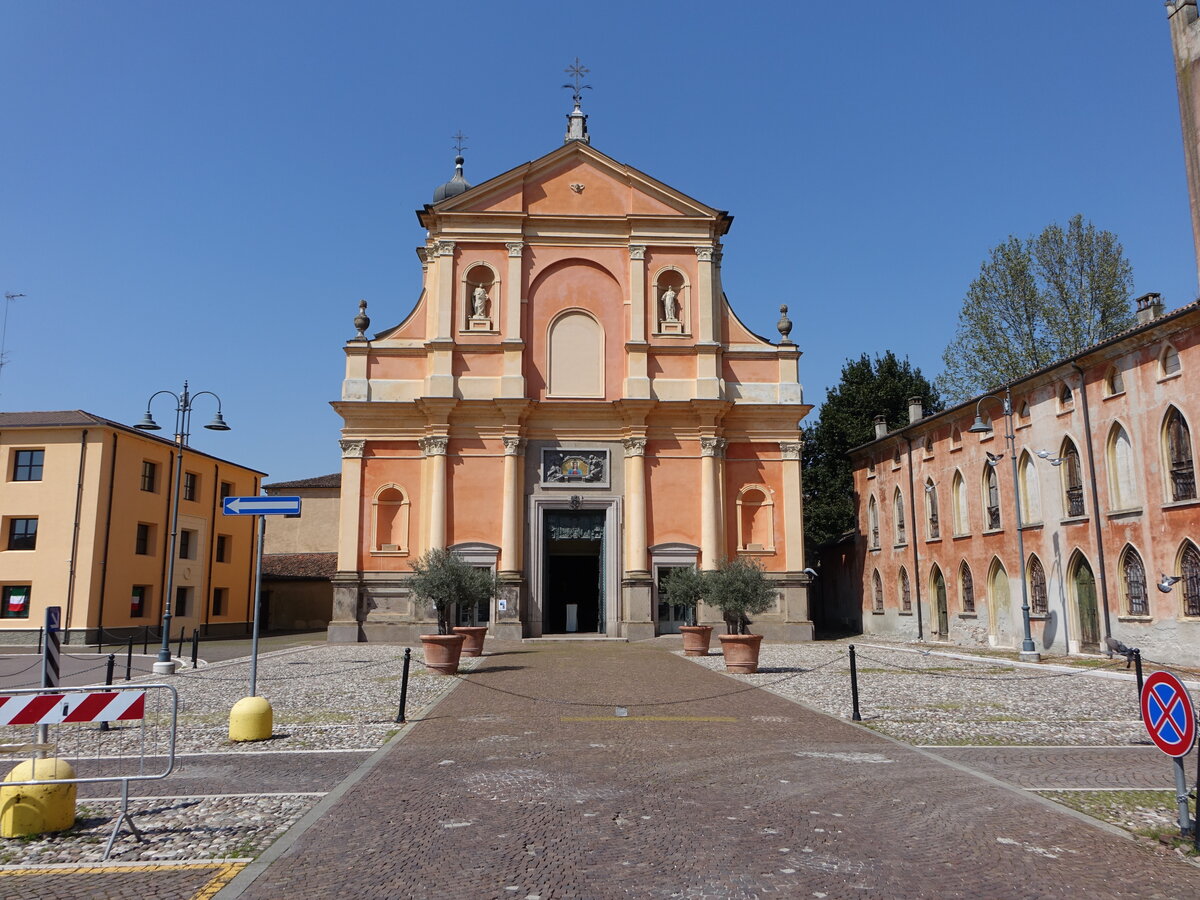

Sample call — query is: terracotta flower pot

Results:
[718,633,764,674]
[452,625,488,657]
[420,633,466,674]
[678,625,713,657]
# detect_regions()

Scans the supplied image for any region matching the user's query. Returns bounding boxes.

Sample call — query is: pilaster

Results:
[336,439,365,572]
[501,241,527,397]
[700,436,726,569]
[780,440,805,571]
[625,244,650,398]
[500,436,526,573]
[623,437,648,574]
[419,435,449,550]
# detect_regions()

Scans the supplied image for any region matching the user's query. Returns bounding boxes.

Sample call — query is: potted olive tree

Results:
[409,548,498,673]
[708,557,777,673]
[661,566,712,656]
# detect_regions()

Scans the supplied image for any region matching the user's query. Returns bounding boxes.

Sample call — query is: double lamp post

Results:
[136,381,230,675]
[968,386,1041,663]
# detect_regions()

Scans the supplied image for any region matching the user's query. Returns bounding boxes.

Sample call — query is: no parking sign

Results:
[1140,671,1196,757]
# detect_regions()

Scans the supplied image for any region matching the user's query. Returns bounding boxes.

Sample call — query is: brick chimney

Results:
[1135,292,1164,325]
[874,415,888,439]
[908,396,923,424]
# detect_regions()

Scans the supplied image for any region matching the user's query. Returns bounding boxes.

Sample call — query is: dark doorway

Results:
[543,511,605,634]
[1074,559,1100,651]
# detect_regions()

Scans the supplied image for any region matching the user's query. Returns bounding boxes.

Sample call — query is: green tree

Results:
[802,352,942,555]
[939,214,1134,401]
[408,548,498,634]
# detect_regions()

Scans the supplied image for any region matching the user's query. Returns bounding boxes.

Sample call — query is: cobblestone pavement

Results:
[926,746,1178,789]
[226,641,1199,900]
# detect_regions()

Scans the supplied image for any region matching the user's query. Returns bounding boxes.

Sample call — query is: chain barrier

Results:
[0,659,41,679]
[173,658,384,684]
[1132,654,1200,681]
[852,649,1126,682]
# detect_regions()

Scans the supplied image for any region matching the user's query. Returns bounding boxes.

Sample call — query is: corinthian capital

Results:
[694,246,715,262]
[628,245,646,261]
[700,436,726,457]
[506,241,525,258]
[623,437,647,457]
[418,436,449,456]
[339,439,365,459]
[434,240,455,257]
[779,441,803,460]
[502,436,526,456]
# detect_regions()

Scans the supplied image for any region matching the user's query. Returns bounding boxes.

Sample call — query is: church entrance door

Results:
[543,511,605,634]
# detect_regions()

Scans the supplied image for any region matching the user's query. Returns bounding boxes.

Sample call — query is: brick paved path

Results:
[229,641,1199,899]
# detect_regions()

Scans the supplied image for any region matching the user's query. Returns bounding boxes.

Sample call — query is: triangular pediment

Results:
[429,142,728,225]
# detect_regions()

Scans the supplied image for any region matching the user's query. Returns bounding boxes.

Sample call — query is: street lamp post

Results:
[136,381,230,674]
[967,385,1040,662]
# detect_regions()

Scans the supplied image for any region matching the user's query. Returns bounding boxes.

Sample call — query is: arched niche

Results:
[462,262,499,332]
[736,485,775,552]
[372,484,411,554]
[547,309,604,398]
[653,267,689,335]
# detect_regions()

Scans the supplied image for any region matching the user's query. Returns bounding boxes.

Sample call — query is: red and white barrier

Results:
[0,690,145,725]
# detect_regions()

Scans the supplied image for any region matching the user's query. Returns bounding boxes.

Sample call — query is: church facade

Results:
[328,108,813,642]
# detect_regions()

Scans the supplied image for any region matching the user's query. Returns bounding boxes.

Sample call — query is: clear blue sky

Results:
[2,1,1194,482]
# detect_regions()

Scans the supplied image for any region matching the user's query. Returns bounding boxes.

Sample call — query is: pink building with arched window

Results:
[850,296,1200,666]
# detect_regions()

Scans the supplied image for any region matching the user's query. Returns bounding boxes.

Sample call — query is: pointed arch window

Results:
[1058,382,1073,410]
[984,465,1001,531]
[1121,547,1149,617]
[1105,366,1124,397]
[872,569,884,612]
[891,445,901,469]
[1107,424,1137,510]
[1165,408,1196,501]
[1028,556,1048,616]
[923,435,935,457]
[893,488,906,545]
[959,562,975,613]
[899,567,911,613]
[1181,542,1200,618]
[867,495,879,549]
[1061,439,1084,517]
[1018,452,1041,524]
[950,426,962,450]
[952,471,968,535]
[1161,345,1181,378]
[925,479,939,540]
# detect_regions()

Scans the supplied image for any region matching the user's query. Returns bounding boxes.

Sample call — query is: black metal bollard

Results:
[37,627,43,655]
[100,654,115,732]
[395,648,412,724]
[1134,649,1145,718]
[96,629,103,655]
[849,644,862,722]
[177,626,185,659]
[190,629,200,668]
[125,635,134,681]
[143,625,149,656]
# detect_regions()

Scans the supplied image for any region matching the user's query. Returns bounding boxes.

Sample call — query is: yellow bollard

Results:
[0,758,77,837]
[229,696,273,742]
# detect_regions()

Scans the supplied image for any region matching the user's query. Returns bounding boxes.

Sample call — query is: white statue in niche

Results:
[472,284,490,318]
[661,285,679,322]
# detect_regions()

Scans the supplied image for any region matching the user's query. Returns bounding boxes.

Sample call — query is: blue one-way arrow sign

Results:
[223,496,302,517]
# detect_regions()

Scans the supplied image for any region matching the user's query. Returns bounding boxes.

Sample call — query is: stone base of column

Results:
[621,575,654,640]
[326,620,364,643]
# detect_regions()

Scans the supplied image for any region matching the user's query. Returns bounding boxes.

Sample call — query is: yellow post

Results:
[0,758,76,837]
[229,696,273,742]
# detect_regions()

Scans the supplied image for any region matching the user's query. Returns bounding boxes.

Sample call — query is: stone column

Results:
[700,437,726,569]
[420,436,449,550]
[500,437,525,573]
[330,439,366,642]
[623,438,648,573]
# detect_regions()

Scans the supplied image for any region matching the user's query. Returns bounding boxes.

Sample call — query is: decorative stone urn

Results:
[718,633,764,674]
[678,625,713,657]
[452,626,488,658]
[420,634,466,675]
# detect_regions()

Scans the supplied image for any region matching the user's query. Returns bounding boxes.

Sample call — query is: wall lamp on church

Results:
[967,385,1040,662]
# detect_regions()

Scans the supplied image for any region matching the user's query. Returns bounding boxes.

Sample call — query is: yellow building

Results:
[0,411,264,643]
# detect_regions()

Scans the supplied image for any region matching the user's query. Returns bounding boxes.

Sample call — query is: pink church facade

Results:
[850,297,1200,666]
[329,120,813,642]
